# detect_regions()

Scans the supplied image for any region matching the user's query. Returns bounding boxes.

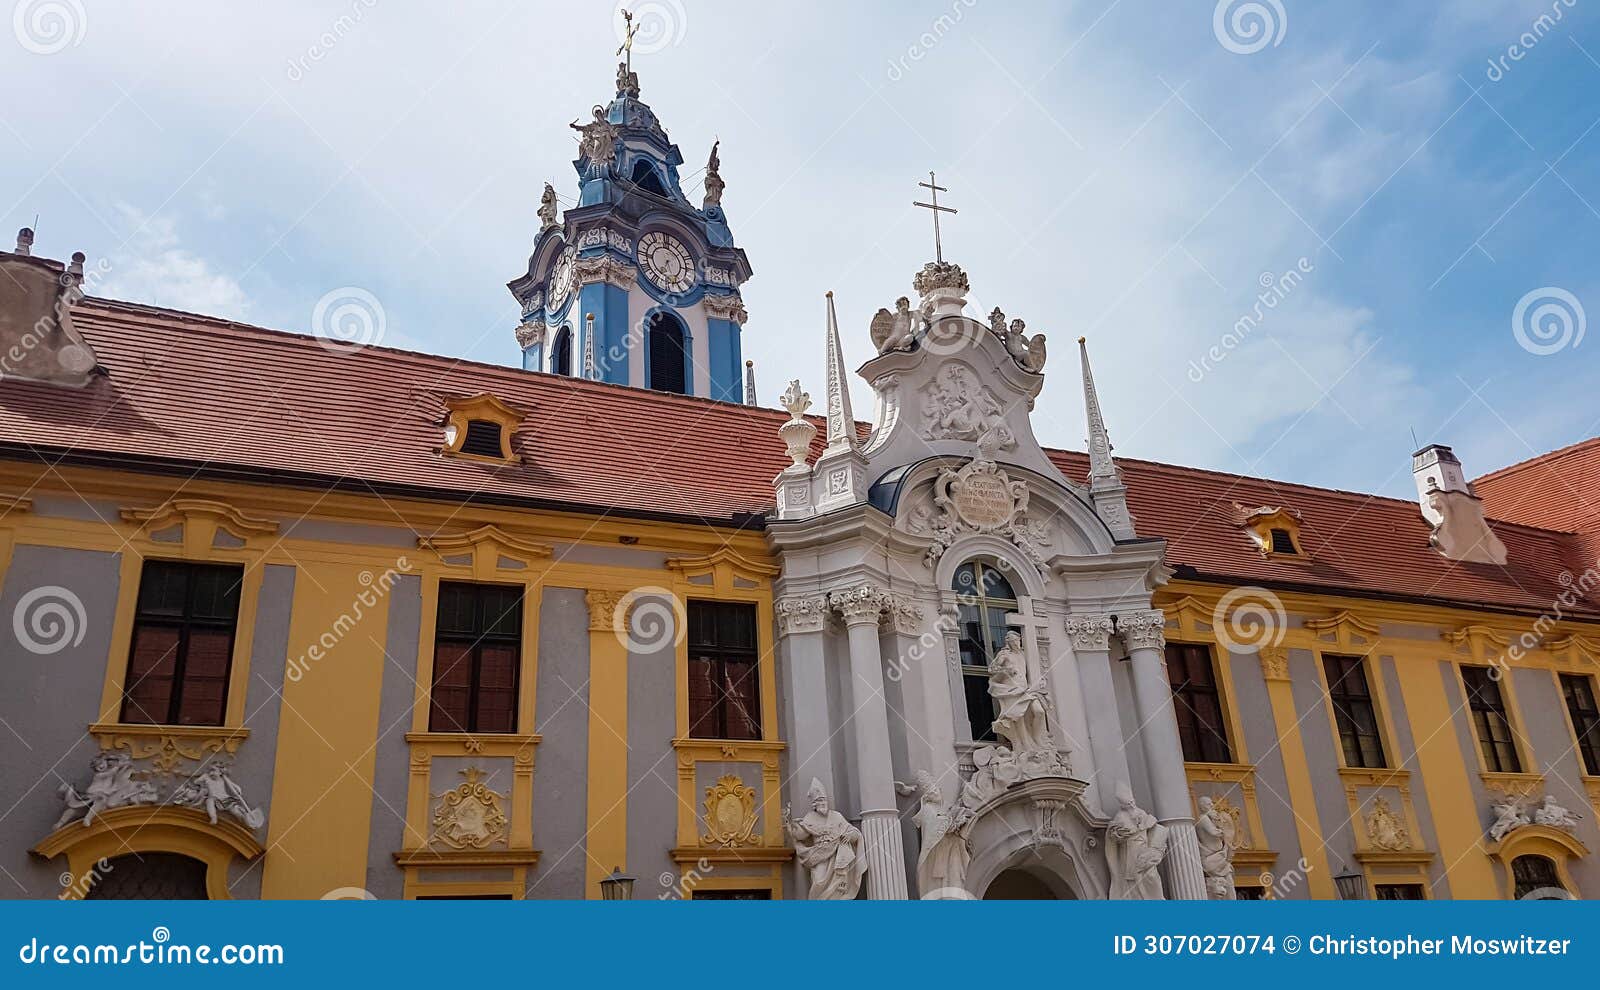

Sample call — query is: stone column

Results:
[1065,612,1130,816]
[775,594,833,898]
[1117,608,1207,900]
[829,584,909,900]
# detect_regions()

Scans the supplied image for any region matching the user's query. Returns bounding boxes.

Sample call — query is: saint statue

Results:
[702,141,725,207]
[1106,786,1167,900]
[784,778,866,900]
[1195,795,1236,900]
[537,182,559,231]
[896,770,971,898]
[988,630,1053,757]
[569,106,618,175]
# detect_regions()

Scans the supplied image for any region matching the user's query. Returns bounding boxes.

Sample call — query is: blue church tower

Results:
[508,59,753,402]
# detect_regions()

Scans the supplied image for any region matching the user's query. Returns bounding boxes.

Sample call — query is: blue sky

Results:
[4,0,1598,499]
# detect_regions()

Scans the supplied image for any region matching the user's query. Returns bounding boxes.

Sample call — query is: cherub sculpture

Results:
[869,296,926,353]
[55,752,158,829]
[173,762,265,830]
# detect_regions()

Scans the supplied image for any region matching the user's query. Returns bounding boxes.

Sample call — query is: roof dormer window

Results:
[1240,506,1309,561]
[441,393,523,464]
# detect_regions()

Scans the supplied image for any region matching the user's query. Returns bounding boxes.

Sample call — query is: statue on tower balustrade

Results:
[703,140,725,207]
[569,105,618,174]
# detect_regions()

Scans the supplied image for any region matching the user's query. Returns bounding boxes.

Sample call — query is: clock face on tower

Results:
[637,231,696,293]
[549,251,575,306]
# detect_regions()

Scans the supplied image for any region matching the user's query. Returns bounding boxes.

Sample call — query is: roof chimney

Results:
[1412,444,1507,565]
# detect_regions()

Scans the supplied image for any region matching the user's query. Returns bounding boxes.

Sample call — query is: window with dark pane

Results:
[1374,883,1424,900]
[1460,665,1521,773]
[1322,654,1388,769]
[550,326,572,377]
[120,560,243,727]
[1165,642,1232,764]
[460,419,504,458]
[1511,855,1564,899]
[952,561,1017,742]
[1268,528,1299,554]
[428,581,523,734]
[1560,673,1600,776]
[686,600,761,740]
[647,312,688,395]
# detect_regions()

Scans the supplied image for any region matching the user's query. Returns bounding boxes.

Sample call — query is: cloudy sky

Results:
[4,0,1598,498]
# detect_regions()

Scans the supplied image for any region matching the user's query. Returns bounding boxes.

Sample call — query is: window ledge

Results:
[1184,761,1257,782]
[88,722,249,743]
[404,732,540,758]
[1337,766,1410,787]
[1480,770,1545,797]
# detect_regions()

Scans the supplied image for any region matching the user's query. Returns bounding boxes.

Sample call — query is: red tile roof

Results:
[1474,436,1600,535]
[2,297,1595,620]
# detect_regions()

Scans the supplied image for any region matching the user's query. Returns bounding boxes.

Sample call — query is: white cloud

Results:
[97,204,250,322]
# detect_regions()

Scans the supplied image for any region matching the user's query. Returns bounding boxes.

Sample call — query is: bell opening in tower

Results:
[550,326,572,377]
[647,311,689,395]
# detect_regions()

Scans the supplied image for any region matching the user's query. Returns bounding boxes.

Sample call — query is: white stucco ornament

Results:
[869,296,928,353]
[1488,796,1531,843]
[1106,785,1168,900]
[777,380,816,469]
[55,752,159,829]
[897,770,972,898]
[1195,795,1237,900]
[173,762,265,830]
[1532,794,1582,832]
[784,778,866,899]
[919,363,1016,451]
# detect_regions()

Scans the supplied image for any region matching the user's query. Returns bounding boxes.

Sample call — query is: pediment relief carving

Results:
[918,362,1016,452]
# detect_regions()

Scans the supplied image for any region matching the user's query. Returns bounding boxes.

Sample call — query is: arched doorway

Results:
[647,312,688,394]
[86,851,209,900]
[984,867,1071,900]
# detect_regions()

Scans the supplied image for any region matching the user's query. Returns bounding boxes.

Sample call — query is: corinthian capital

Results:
[586,589,624,632]
[828,583,890,627]
[775,594,829,636]
[1116,609,1167,652]
[1064,613,1115,652]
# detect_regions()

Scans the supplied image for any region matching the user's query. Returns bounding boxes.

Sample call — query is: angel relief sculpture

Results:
[988,308,1048,373]
[919,363,1016,452]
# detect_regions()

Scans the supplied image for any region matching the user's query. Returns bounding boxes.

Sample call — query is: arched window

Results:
[647,312,688,395]
[1511,855,1566,899]
[954,560,1017,741]
[86,852,209,900]
[630,159,672,198]
[550,326,572,377]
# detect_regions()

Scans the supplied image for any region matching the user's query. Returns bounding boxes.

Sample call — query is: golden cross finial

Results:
[616,9,639,73]
[912,171,957,264]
